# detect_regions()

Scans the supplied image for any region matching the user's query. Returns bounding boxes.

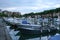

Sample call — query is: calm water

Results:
[6,25,60,40]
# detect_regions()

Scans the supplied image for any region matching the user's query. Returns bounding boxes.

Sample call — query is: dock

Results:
[0,18,12,40]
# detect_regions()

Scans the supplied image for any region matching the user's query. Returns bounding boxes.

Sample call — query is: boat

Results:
[3,17,21,25]
[55,18,60,25]
[12,18,57,34]
[3,17,58,34]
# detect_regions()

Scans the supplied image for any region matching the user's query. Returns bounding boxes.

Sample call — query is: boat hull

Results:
[17,25,58,34]
[18,28,41,34]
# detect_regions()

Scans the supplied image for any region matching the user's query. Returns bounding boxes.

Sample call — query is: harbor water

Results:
[6,25,60,40]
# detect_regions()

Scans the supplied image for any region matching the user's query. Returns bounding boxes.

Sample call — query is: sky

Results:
[0,0,60,14]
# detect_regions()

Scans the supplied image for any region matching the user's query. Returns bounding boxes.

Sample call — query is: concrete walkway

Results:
[0,18,12,40]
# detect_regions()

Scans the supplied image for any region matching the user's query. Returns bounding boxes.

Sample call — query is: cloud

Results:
[0,0,60,14]
[54,4,60,8]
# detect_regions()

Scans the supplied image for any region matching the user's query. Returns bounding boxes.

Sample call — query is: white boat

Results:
[55,18,60,25]
[17,20,41,30]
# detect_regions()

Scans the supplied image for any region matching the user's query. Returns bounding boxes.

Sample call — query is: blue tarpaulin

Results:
[22,20,29,24]
[49,35,60,40]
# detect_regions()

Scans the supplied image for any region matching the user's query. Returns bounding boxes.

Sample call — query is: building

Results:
[12,12,21,17]
[2,10,21,17]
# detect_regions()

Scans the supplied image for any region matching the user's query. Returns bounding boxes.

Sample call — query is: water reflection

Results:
[17,31,59,40]
[6,26,20,40]
[8,25,60,40]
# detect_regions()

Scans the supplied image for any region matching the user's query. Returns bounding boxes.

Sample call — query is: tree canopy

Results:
[23,7,60,17]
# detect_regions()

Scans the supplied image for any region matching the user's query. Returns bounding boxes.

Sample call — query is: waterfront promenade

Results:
[0,18,12,40]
